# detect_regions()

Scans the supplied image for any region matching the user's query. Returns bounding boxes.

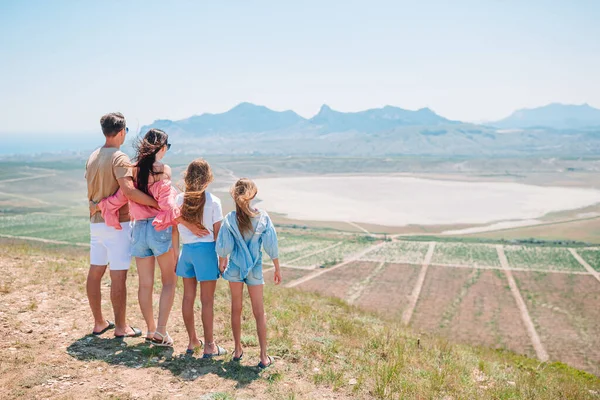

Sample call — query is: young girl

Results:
[216,178,282,369]
[175,159,228,358]
[96,129,197,346]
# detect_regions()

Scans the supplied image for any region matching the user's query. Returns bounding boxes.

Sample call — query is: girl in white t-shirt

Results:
[174,159,228,357]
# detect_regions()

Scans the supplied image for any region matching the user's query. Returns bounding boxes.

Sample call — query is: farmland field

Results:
[360,240,430,264]
[411,266,535,357]
[287,239,376,267]
[578,248,600,272]
[503,246,585,272]
[354,263,420,318]
[0,212,90,244]
[297,261,381,299]
[263,266,314,285]
[276,233,339,262]
[431,242,501,267]
[514,272,600,375]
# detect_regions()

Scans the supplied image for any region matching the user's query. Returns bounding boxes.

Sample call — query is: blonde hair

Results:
[180,159,214,229]
[231,178,258,234]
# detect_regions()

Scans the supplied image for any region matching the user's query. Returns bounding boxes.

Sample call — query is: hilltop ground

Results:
[1,239,599,400]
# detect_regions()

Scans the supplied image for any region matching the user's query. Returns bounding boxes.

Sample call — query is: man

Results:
[85,112,158,337]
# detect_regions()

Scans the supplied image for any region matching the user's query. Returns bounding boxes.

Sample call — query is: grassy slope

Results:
[0,239,599,400]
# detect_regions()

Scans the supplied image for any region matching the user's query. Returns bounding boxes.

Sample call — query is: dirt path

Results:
[568,248,600,284]
[0,234,89,247]
[401,242,436,325]
[496,245,549,362]
[285,241,387,288]
[346,261,386,304]
[283,242,343,266]
[345,221,371,235]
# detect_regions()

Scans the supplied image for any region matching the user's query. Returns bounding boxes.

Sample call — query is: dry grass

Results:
[0,238,599,399]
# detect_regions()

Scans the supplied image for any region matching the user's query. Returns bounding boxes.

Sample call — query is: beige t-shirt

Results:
[85,147,133,224]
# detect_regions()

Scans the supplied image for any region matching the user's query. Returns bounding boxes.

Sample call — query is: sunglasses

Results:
[166,143,171,151]
[125,127,129,134]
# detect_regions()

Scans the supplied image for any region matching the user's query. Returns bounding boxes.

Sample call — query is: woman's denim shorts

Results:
[131,218,172,258]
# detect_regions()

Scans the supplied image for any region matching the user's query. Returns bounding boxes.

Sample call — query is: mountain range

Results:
[139,102,600,156]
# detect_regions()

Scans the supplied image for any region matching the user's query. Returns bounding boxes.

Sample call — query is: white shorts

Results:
[90,222,132,271]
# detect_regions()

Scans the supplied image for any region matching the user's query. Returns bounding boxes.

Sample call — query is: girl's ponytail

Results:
[231,178,258,234]
[181,159,214,228]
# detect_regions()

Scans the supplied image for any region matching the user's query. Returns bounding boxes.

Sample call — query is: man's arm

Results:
[117,177,158,208]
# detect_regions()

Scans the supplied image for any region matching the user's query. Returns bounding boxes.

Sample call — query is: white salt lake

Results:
[253,176,600,227]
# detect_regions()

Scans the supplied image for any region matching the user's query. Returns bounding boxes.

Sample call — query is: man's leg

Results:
[110,269,135,336]
[88,223,111,333]
[87,264,110,333]
[108,223,136,337]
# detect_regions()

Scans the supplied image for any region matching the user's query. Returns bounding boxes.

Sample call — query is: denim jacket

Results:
[216,210,279,280]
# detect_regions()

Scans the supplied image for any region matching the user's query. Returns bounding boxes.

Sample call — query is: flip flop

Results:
[114,327,143,338]
[257,355,274,370]
[202,345,228,359]
[92,320,115,336]
[233,351,244,362]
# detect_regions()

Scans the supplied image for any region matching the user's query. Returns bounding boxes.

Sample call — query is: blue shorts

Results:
[131,218,172,258]
[176,242,219,282]
[222,263,264,286]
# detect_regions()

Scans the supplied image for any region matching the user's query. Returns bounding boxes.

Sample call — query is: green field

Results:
[287,239,376,267]
[359,240,430,264]
[578,248,600,272]
[504,246,585,272]
[431,242,501,267]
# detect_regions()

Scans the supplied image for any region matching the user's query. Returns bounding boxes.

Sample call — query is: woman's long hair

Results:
[133,129,168,195]
[231,178,258,235]
[181,159,214,229]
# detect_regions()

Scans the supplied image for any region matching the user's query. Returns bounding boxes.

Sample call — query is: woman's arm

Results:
[97,189,128,230]
[151,179,182,231]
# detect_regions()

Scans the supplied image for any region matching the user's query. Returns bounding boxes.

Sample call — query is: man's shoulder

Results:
[86,147,101,162]
[111,149,130,162]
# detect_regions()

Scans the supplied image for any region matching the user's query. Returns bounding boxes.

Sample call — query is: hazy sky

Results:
[1,0,599,134]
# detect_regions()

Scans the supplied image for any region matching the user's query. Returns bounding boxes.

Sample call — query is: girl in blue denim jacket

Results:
[216,178,282,369]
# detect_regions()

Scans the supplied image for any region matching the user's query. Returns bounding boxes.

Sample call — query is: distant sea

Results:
[0,133,138,156]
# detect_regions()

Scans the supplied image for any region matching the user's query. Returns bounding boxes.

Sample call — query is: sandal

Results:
[202,343,228,358]
[92,320,115,336]
[233,351,244,362]
[145,331,154,343]
[152,331,174,347]
[257,355,274,370]
[114,326,142,338]
[185,340,204,355]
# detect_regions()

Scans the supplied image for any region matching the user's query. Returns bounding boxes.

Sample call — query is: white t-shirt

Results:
[176,192,223,244]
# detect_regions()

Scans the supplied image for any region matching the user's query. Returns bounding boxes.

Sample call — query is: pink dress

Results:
[98,179,180,231]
